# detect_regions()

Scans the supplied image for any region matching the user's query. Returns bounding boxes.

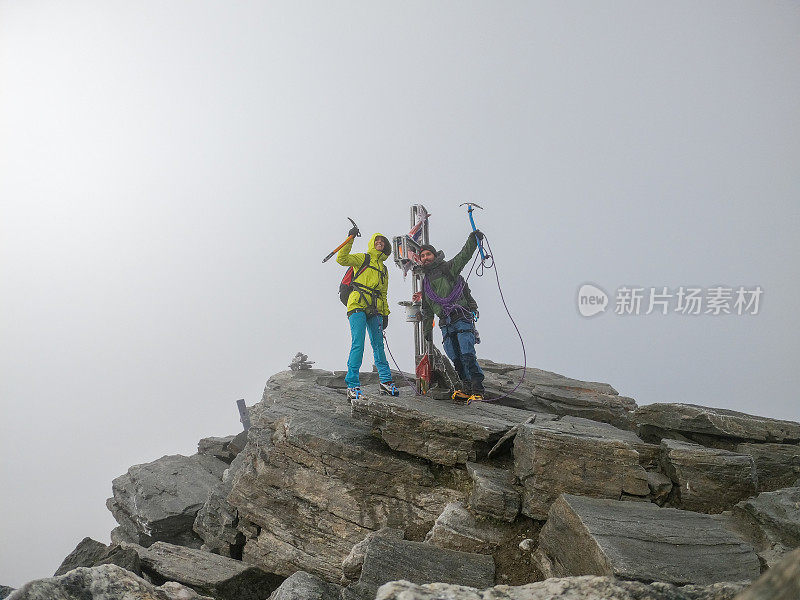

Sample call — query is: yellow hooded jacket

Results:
[337,232,391,316]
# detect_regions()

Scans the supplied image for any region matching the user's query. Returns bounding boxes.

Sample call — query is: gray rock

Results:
[198,435,238,463]
[513,418,649,519]
[94,544,142,576]
[193,452,246,557]
[479,361,637,430]
[727,486,800,568]
[423,501,540,585]
[342,528,405,584]
[132,541,283,600]
[53,537,109,575]
[734,548,800,600]
[351,393,553,466]
[735,443,800,492]
[107,453,227,548]
[354,534,494,600]
[660,439,757,513]
[375,576,747,600]
[0,587,14,599]
[226,371,466,582]
[7,564,214,600]
[466,462,521,521]
[535,494,760,585]
[424,501,508,553]
[268,571,341,600]
[647,471,674,505]
[636,403,800,445]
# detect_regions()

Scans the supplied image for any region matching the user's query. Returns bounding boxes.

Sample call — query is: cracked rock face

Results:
[513,418,650,519]
[224,371,466,581]
[660,439,757,513]
[107,453,228,548]
[351,393,554,466]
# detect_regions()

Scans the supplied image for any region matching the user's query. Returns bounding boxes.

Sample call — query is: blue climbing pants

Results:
[441,318,485,391]
[346,311,392,388]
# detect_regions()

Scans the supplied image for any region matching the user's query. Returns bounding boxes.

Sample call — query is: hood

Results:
[368,232,391,261]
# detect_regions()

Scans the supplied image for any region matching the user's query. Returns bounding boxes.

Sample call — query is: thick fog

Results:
[1,1,798,587]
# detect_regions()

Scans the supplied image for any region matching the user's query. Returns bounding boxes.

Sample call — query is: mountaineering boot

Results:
[347,387,363,401]
[451,380,471,402]
[379,381,400,396]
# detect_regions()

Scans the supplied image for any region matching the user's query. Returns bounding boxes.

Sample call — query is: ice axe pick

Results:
[322,217,360,263]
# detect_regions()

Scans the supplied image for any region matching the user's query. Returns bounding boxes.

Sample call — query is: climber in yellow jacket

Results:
[337,226,399,400]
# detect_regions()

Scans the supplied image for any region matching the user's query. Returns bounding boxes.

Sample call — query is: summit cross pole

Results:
[410,205,430,383]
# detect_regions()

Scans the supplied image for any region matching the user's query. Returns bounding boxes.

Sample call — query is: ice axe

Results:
[322,217,360,263]
[459,202,489,261]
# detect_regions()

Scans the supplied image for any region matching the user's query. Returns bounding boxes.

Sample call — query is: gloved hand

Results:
[348,226,360,238]
[473,229,484,241]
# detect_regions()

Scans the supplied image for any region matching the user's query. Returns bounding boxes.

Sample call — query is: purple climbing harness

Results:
[423,274,473,325]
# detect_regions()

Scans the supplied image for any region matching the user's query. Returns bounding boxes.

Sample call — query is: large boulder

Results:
[107,453,227,548]
[480,361,637,430]
[225,371,466,582]
[0,587,14,599]
[635,403,800,446]
[350,393,553,466]
[734,548,800,600]
[268,571,341,600]
[735,442,800,492]
[727,486,800,568]
[513,418,650,519]
[347,534,494,600]
[131,541,283,600]
[6,564,213,600]
[375,576,747,600]
[660,439,757,513]
[53,537,109,576]
[466,462,521,522]
[534,494,760,585]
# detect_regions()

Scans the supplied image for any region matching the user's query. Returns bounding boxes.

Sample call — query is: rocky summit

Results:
[9,361,800,600]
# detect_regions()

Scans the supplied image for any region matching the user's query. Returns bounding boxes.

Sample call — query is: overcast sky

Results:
[1,1,798,588]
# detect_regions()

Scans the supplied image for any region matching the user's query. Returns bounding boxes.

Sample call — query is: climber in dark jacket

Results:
[414,230,485,401]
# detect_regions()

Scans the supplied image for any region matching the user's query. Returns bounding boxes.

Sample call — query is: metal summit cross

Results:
[391,205,431,393]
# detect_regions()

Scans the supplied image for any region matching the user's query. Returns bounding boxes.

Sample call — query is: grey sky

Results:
[1,1,798,588]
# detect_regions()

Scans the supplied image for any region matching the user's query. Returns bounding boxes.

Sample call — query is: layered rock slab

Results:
[636,403,800,446]
[131,541,282,600]
[513,418,650,519]
[53,537,109,576]
[375,576,747,600]
[535,494,760,585]
[480,361,637,429]
[349,535,494,600]
[107,453,227,548]
[660,439,757,513]
[351,393,554,466]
